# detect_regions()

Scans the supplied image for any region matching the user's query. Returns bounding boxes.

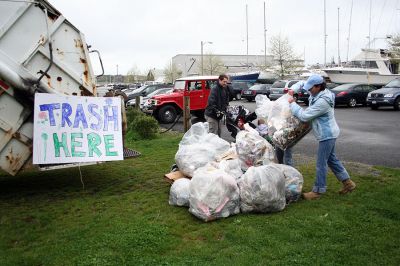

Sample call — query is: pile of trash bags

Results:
[255,94,311,150]
[169,122,304,222]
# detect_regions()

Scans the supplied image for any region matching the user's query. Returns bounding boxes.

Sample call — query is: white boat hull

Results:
[324,69,400,86]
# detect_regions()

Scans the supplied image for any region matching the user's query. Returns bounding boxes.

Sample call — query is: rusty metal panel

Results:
[0,0,96,96]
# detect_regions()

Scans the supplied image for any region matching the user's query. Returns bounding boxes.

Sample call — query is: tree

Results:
[269,34,300,78]
[200,53,225,75]
[146,69,155,81]
[163,62,182,83]
[125,65,141,83]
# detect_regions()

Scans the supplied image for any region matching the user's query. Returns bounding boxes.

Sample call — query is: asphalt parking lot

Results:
[160,101,400,168]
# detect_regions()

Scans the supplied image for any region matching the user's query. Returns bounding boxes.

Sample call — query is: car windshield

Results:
[384,79,400,88]
[174,80,186,90]
[148,88,171,97]
[250,84,264,90]
[331,84,355,92]
[271,81,286,88]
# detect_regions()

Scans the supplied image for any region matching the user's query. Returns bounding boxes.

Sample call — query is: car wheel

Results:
[348,98,357,107]
[236,93,242,100]
[371,105,379,110]
[158,105,177,124]
[394,97,400,111]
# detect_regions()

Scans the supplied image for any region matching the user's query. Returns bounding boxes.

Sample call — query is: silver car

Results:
[268,80,301,101]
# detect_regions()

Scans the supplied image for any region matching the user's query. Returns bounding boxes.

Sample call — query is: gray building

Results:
[172,54,275,77]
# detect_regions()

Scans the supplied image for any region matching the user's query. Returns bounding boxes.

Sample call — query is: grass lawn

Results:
[0,132,399,265]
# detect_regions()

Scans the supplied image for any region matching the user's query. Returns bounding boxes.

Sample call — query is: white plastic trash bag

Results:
[175,122,230,177]
[255,94,311,150]
[209,159,243,180]
[236,130,276,171]
[238,165,286,213]
[189,165,240,222]
[169,178,191,207]
[273,164,304,203]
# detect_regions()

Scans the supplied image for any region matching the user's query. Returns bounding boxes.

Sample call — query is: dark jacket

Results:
[205,82,230,120]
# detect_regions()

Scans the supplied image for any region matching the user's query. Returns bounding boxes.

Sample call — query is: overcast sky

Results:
[48,0,400,75]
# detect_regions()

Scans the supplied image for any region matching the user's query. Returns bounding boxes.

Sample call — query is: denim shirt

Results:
[290,89,339,141]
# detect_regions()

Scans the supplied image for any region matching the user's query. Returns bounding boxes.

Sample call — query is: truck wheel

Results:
[158,105,177,124]
[394,97,400,111]
[236,93,242,100]
[348,98,357,107]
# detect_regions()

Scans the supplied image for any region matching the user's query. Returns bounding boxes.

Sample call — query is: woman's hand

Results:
[288,97,295,103]
[287,89,294,96]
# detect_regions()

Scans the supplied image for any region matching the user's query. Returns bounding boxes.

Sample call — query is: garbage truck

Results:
[0,0,133,176]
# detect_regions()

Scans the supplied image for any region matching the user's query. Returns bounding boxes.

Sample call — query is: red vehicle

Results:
[143,76,218,123]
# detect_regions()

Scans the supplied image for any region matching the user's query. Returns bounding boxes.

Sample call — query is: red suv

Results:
[143,76,218,123]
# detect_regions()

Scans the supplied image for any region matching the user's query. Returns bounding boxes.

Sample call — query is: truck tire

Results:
[158,105,178,124]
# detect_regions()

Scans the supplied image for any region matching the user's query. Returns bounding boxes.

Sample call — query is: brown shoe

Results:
[302,191,321,200]
[339,179,356,194]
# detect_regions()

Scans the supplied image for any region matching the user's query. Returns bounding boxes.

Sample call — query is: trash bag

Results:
[238,165,286,213]
[169,178,191,207]
[255,94,311,150]
[272,164,304,203]
[189,165,240,222]
[175,122,231,177]
[235,130,276,171]
[209,159,243,180]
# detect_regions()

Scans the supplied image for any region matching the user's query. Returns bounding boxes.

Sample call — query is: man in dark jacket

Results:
[205,74,230,136]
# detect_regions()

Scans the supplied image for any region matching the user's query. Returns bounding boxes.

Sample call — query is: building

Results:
[172,54,275,77]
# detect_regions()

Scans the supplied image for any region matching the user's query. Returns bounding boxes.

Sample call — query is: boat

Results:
[323,49,400,86]
[228,71,260,83]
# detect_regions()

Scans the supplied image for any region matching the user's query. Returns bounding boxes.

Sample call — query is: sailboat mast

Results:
[246,4,249,72]
[338,7,341,65]
[324,0,327,66]
[346,0,353,62]
[264,1,267,67]
[368,0,372,49]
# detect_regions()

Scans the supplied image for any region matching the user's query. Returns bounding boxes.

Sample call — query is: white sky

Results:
[48,0,400,75]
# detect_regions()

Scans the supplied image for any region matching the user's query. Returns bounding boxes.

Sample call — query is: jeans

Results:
[313,138,350,193]
[275,147,293,166]
[205,115,222,137]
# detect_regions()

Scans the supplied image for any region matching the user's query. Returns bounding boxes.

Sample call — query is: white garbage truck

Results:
[0,0,132,175]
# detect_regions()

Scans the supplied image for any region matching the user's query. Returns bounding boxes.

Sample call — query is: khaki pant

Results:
[205,115,222,137]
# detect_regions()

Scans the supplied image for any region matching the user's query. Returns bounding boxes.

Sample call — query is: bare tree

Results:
[125,65,141,83]
[163,62,182,83]
[200,52,226,75]
[269,34,300,78]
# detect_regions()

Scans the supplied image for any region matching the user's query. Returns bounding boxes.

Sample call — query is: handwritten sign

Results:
[33,93,123,164]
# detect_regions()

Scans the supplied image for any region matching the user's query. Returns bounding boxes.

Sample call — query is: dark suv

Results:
[228,81,252,100]
[366,78,400,110]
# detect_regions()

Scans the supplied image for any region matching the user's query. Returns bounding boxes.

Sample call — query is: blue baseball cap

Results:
[303,74,324,91]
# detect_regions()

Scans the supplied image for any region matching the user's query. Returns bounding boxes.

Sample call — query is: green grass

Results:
[0,132,399,265]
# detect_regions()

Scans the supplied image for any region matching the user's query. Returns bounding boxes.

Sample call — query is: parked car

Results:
[241,84,272,101]
[367,78,400,110]
[228,81,252,100]
[126,84,173,102]
[326,82,340,90]
[136,88,172,109]
[269,80,301,101]
[330,83,377,107]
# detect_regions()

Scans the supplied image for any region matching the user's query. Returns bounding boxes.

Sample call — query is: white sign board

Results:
[33,93,123,164]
